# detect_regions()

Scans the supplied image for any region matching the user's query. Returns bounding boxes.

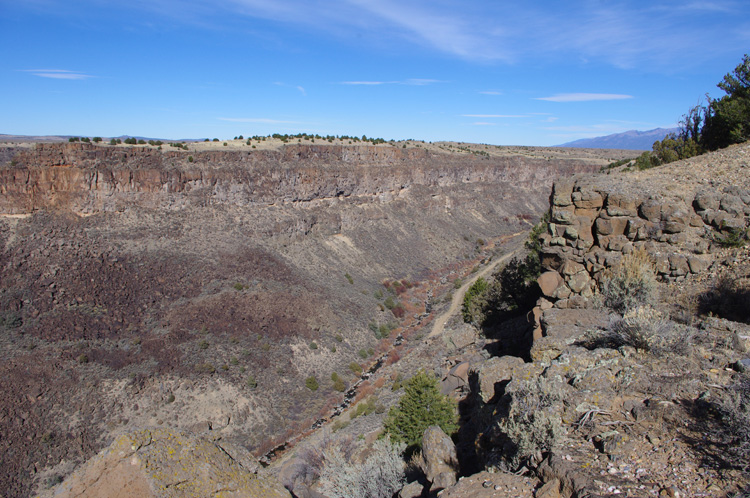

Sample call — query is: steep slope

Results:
[272,143,750,498]
[0,141,612,497]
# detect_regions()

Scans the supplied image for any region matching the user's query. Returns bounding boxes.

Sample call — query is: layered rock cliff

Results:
[0,143,603,215]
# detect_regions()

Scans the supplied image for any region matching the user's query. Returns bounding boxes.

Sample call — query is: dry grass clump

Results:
[580,306,693,355]
[612,306,693,353]
[599,248,658,314]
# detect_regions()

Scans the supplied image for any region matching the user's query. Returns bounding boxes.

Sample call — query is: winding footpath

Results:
[428,232,524,339]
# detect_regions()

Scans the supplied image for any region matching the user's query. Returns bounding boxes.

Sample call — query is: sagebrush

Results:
[498,377,563,469]
[599,248,658,314]
[319,436,406,498]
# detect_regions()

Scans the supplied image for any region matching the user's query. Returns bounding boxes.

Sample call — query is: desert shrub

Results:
[310,342,318,350]
[391,304,405,318]
[92,137,102,143]
[306,376,319,391]
[349,362,362,375]
[579,306,692,355]
[332,372,346,392]
[319,436,406,498]
[383,296,396,310]
[335,333,343,342]
[462,277,488,324]
[109,138,117,145]
[712,225,750,248]
[246,375,257,388]
[599,248,658,314]
[285,435,358,489]
[712,374,750,470]
[482,214,548,324]
[358,348,368,359]
[188,155,194,162]
[607,306,684,353]
[77,354,89,364]
[195,362,216,374]
[498,377,563,469]
[383,370,457,451]
[351,397,380,418]
[198,339,209,350]
[345,272,354,284]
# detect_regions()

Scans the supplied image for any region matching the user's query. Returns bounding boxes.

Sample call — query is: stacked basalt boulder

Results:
[530,162,750,336]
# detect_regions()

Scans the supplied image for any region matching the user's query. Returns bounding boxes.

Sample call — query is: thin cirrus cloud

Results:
[21,69,93,80]
[117,1,746,68]
[274,81,307,96]
[535,93,633,103]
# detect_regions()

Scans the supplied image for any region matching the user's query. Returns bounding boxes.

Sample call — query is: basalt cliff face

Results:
[1,143,597,215]
[0,142,613,497]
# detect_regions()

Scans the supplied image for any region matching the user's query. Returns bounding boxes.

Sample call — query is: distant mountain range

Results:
[556,127,679,151]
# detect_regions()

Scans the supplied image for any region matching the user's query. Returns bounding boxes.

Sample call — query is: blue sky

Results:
[1,1,748,145]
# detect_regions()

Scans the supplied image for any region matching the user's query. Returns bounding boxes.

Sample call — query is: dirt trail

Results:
[428,232,524,339]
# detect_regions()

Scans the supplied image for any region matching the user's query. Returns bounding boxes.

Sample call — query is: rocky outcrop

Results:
[43,428,291,498]
[535,142,750,311]
[0,143,602,215]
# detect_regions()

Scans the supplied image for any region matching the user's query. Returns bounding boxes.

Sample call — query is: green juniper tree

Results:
[382,370,457,451]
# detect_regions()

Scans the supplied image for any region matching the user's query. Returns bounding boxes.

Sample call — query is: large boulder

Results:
[538,271,564,298]
[421,426,459,492]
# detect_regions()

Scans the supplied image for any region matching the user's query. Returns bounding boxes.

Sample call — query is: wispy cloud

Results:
[479,90,503,96]
[120,0,748,69]
[462,114,527,118]
[21,69,93,80]
[218,117,301,124]
[471,122,496,126]
[274,81,307,96]
[535,93,633,103]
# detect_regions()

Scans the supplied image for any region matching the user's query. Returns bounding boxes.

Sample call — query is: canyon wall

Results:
[0,141,613,497]
[0,143,602,214]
